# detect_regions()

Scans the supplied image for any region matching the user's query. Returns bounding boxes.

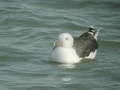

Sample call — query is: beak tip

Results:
[53,40,58,47]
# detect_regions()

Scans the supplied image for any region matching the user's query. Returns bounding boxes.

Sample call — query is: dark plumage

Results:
[73,27,98,58]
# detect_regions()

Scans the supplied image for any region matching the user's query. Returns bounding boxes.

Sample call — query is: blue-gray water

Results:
[0,0,120,90]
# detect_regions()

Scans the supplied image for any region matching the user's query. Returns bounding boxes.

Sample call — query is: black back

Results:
[73,32,98,58]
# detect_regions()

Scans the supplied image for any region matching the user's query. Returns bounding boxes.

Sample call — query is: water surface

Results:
[0,0,120,90]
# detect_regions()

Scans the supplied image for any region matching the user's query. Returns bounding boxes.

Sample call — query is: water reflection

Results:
[58,63,76,69]
[62,77,72,82]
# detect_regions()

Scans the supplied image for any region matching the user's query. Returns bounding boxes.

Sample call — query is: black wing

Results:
[73,32,98,58]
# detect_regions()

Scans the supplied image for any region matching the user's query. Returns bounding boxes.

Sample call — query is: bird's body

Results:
[52,47,80,63]
[52,26,100,63]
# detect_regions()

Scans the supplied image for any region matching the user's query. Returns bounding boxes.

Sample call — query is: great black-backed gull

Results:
[52,26,100,63]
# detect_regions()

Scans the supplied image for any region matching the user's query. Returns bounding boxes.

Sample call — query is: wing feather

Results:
[73,32,98,58]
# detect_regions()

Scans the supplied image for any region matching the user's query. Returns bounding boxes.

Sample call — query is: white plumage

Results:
[52,33,81,63]
[52,44,81,63]
[52,27,99,64]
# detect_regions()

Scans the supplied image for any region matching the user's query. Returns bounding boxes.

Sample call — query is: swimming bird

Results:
[52,26,100,63]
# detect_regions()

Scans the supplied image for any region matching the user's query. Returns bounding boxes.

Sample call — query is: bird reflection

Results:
[58,63,76,69]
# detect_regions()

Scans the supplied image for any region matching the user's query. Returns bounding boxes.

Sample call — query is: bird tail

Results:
[89,26,95,31]
[94,28,101,40]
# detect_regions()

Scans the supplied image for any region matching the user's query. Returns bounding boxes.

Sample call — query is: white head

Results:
[54,33,74,48]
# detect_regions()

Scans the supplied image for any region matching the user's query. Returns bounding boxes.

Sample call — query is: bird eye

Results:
[65,37,69,40]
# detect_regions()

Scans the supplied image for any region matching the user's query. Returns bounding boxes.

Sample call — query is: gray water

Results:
[0,0,120,90]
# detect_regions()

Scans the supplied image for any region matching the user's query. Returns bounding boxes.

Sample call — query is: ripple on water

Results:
[0,0,120,90]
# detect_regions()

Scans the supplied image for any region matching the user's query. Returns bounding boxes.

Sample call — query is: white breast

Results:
[52,47,81,63]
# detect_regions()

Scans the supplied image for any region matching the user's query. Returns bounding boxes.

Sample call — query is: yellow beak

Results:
[53,40,59,47]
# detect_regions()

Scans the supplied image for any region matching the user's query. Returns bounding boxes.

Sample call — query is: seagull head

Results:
[54,33,74,48]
